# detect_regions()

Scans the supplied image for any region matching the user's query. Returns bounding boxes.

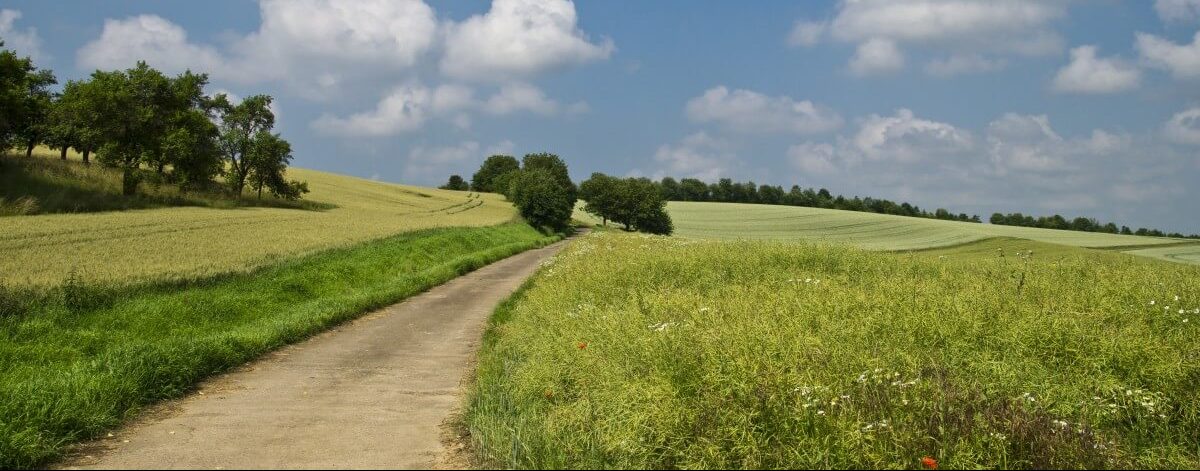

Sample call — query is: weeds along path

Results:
[56,233,580,470]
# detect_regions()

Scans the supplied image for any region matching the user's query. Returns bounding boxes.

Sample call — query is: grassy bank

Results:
[0,223,559,468]
[466,231,1200,469]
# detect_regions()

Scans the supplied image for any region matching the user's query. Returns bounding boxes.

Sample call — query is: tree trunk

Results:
[82,148,90,164]
[157,160,165,174]
[602,217,607,226]
[60,147,68,160]
[122,167,138,196]
[25,141,34,158]
[257,185,263,200]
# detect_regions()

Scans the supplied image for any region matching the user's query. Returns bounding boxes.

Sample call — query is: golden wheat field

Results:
[0,165,518,288]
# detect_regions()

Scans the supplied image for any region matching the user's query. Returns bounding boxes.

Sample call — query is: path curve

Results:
[57,234,578,470]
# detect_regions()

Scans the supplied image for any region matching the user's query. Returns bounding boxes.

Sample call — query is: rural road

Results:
[58,233,578,470]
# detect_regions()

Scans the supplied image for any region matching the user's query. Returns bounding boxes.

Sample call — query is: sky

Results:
[2,0,1199,233]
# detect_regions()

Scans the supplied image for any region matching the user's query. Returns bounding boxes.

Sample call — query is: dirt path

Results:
[57,234,577,470]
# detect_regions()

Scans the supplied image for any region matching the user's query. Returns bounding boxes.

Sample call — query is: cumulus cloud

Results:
[793,0,1065,76]
[1136,31,1200,79]
[788,142,838,175]
[787,21,826,47]
[440,0,614,81]
[1155,0,1200,22]
[848,38,905,76]
[311,84,438,137]
[850,109,973,164]
[77,15,226,74]
[1052,45,1140,94]
[313,82,580,136]
[0,9,44,62]
[483,82,560,115]
[684,86,843,134]
[1164,107,1200,145]
[403,140,482,183]
[651,133,733,181]
[925,54,1005,77]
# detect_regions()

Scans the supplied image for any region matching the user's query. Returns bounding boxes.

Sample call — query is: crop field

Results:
[0,162,517,288]
[0,223,558,467]
[665,201,1199,264]
[466,230,1200,469]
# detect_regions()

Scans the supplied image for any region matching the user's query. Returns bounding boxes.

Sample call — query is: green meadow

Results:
[466,230,1200,469]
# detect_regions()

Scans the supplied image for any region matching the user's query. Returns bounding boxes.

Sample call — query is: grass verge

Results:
[0,222,559,468]
[465,231,1200,469]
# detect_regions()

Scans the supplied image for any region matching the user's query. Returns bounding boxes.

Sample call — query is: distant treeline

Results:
[653,177,982,223]
[989,213,1200,239]
[0,39,305,200]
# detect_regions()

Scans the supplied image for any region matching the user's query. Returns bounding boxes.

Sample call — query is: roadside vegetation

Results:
[466,230,1200,469]
[0,223,559,468]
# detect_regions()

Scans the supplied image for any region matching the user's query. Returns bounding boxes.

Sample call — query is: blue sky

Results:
[2,0,1199,232]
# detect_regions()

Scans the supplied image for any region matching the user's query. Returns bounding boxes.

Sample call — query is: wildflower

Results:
[577,342,588,350]
[817,410,826,416]
[1150,300,1156,305]
[1175,295,1181,302]
[1184,319,1189,323]
[921,456,938,469]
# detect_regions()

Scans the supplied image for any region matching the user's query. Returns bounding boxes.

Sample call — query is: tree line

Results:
[989,212,1200,239]
[655,176,982,223]
[463,153,578,233]
[0,39,306,199]
[579,173,672,235]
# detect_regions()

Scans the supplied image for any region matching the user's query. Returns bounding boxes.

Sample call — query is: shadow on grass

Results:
[0,153,335,216]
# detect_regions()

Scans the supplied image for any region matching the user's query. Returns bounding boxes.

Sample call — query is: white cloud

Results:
[787,21,826,47]
[0,9,44,62]
[851,109,973,163]
[311,84,434,137]
[1052,45,1140,94]
[77,15,225,74]
[483,82,560,115]
[795,0,1065,76]
[1155,0,1200,22]
[925,54,1005,77]
[788,142,838,175]
[440,0,614,81]
[684,86,843,134]
[404,140,483,183]
[485,140,516,156]
[1137,31,1200,79]
[848,38,904,76]
[986,113,1065,172]
[651,132,732,181]
[1164,107,1200,145]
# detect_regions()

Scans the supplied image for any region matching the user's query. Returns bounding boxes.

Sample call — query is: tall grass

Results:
[466,231,1200,469]
[0,223,559,468]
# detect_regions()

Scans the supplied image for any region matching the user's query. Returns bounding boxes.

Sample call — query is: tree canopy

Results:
[470,154,520,193]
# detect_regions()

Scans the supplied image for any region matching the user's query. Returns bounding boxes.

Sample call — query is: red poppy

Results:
[921,456,938,470]
[577,342,587,350]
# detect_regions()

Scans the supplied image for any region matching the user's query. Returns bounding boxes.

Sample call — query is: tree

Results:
[161,108,222,189]
[0,42,56,155]
[471,155,520,192]
[439,174,470,191]
[659,177,681,201]
[246,131,306,200]
[580,172,619,226]
[47,79,104,163]
[511,168,573,232]
[88,62,176,195]
[521,152,577,206]
[214,94,276,195]
[679,178,709,201]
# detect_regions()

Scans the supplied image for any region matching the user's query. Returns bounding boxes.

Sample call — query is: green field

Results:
[1,156,518,288]
[466,230,1200,469]
[664,201,1200,265]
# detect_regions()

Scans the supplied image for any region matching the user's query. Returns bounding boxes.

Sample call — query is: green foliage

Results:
[511,169,574,232]
[580,173,673,235]
[245,130,305,200]
[471,154,520,192]
[521,152,577,206]
[0,43,55,153]
[0,223,558,468]
[467,231,1200,469]
[439,174,470,191]
[213,94,278,195]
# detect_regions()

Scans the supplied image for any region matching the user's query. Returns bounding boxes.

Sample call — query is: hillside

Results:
[666,201,1200,265]
[0,163,518,288]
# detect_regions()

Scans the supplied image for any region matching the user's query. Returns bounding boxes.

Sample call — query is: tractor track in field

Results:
[56,232,580,470]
